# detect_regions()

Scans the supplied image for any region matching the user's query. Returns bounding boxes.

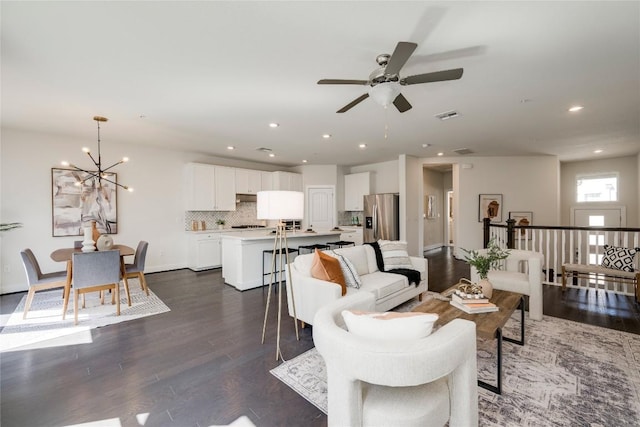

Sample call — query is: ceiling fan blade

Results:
[384,42,418,76]
[402,68,464,85]
[393,93,412,113]
[318,79,368,85]
[337,93,369,113]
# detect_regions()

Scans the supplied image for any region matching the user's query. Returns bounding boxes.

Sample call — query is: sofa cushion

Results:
[342,310,439,340]
[379,240,414,270]
[326,251,362,289]
[311,249,346,295]
[601,245,639,272]
[334,245,371,276]
[360,271,408,299]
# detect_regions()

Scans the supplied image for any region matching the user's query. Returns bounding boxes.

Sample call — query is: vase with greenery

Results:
[461,238,510,298]
[215,219,225,229]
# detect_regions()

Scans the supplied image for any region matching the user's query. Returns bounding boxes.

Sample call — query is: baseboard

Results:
[423,243,445,252]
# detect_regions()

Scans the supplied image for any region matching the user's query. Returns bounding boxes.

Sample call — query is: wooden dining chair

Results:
[123,241,149,296]
[72,250,121,325]
[20,249,69,319]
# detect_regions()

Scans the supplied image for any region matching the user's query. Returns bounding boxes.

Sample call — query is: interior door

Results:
[307,187,334,231]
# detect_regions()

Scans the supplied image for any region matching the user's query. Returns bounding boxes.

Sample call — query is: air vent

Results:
[453,148,474,155]
[435,110,460,120]
[255,147,273,153]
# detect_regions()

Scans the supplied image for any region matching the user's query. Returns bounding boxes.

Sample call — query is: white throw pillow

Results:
[342,310,438,340]
[378,240,413,270]
[326,251,363,289]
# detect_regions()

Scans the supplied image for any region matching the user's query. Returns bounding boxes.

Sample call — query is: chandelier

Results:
[62,116,133,192]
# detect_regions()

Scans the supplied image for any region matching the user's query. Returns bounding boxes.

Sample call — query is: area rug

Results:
[0,280,170,352]
[271,314,640,426]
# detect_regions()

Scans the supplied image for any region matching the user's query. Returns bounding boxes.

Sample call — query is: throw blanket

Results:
[365,242,420,286]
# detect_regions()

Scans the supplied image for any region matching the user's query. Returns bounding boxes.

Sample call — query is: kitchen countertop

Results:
[221,230,343,241]
[186,227,275,234]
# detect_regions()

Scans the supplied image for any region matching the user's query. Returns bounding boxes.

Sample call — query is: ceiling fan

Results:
[318,41,463,113]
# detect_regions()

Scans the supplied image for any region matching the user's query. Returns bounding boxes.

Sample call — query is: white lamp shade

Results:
[257,191,304,220]
[368,81,401,107]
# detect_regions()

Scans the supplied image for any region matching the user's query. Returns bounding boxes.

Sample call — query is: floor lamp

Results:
[258,190,303,361]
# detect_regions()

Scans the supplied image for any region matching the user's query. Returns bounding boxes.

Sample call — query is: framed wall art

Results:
[51,168,118,237]
[509,211,533,237]
[478,194,503,223]
[425,195,436,219]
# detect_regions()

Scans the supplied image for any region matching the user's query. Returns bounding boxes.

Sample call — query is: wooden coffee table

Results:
[412,286,525,394]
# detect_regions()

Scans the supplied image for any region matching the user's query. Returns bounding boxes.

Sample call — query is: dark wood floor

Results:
[1,247,638,426]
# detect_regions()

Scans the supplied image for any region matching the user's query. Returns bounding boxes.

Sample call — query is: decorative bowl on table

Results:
[96,234,114,251]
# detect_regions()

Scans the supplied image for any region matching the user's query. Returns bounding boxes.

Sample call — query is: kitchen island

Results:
[221,230,343,291]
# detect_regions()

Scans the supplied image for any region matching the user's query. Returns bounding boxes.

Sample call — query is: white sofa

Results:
[285,244,428,326]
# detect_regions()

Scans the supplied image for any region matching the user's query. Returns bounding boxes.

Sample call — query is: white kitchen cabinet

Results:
[272,171,303,191]
[261,171,273,191]
[188,233,222,271]
[235,168,262,194]
[185,163,236,211]
[344,172,371,211]
[340,227,363,246]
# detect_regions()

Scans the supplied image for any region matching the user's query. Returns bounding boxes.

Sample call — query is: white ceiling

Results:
[2,1,639,167]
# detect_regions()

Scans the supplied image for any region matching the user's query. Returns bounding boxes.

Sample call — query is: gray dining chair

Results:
[20,249,69,319]
[72,250,121,325]
[124,241,149,296]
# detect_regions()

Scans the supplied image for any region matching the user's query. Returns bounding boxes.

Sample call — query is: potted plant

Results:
[461,238,510,298]
[215,219,225,230]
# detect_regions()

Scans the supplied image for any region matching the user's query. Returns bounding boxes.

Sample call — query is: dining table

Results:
[50,244,136,318]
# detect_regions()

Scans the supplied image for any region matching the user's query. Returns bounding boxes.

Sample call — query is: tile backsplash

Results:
[186,205,364,231]
[185,202,266,230]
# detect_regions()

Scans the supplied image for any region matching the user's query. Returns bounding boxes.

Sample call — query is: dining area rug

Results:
[271,312,640,426]
[0,280,170,352]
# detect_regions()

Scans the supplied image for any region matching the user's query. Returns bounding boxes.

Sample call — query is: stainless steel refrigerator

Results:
[363,193,399,243]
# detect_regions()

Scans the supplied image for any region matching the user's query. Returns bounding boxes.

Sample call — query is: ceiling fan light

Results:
[368,82,401,107]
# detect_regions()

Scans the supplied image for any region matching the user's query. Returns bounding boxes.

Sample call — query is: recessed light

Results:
[227,146,235,150]
[568,105,584,112]
[437,152,444,156]
[594,149,603,154]
[269,153,275,157]
[422,144,431,148]
[269,123,279,128]
[302,159,308,163]
[322,134,332,139]
[359,144,367,149]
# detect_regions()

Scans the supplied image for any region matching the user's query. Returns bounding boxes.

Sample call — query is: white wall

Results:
[423,156,560,256]
[399,155,422,256]
[349,159,399,194]
[0,128,282,293]
[560,156,639,227]
[423,168,445,250]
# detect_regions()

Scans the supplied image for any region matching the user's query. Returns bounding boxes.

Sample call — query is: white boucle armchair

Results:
[470,249,544,320]
[313,292,479,427]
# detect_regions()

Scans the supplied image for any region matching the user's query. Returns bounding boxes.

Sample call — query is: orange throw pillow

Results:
[310,249,347,295]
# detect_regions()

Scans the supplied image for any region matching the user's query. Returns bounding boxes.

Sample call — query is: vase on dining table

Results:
[82,226,96,252]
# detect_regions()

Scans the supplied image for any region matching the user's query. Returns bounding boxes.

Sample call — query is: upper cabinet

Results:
[185,163,237,211]
[235,168,262,194]
[261,171,273,191]
[344,172,371,211]
[272,171,303,192]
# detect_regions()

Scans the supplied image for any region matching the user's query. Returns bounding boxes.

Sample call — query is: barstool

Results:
[327,241,356,249]
[297,244,330,255]
[262,248,299,288]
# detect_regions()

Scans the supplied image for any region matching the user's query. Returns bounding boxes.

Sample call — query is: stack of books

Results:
[450,292,499,314]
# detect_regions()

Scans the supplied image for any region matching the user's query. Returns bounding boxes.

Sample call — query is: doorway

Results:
[307,186,335,231]
[571,206,625,264]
